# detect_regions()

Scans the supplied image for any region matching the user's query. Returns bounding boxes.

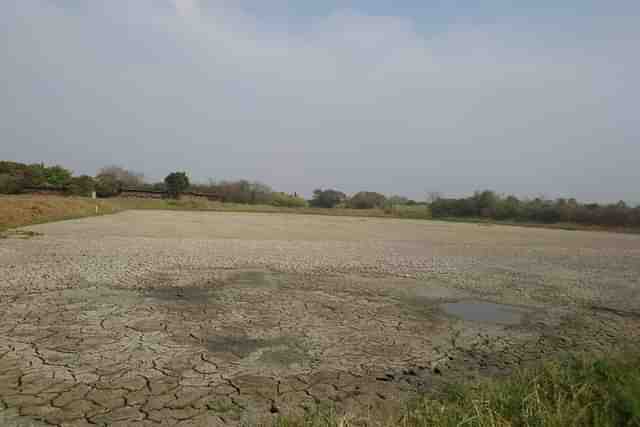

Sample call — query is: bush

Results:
[95,175,122,198]
[206,180,273,204]
[0,173,23,194]
[348,191,386,209]
[310,189,346,208]
[96,166,145,188]
[271,192,307,208]
[43,165,72,186]
[391,205,431,219]
[429,190,640,229]
[64,175,96,197]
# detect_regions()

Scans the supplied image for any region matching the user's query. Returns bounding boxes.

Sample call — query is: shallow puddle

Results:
[441,300,531,325]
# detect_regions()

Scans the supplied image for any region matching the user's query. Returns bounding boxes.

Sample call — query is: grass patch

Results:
[271,350,640,427]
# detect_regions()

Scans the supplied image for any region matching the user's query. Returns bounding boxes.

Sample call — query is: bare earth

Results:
[1,210,639,426]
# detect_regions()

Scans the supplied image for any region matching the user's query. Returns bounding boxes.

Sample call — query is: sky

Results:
[1,1,638,202]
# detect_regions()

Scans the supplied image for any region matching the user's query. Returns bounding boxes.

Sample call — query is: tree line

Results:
[430,190,640,229]
[1,161,638,228]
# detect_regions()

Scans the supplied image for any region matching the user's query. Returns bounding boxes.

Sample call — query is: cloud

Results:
[1,1,638,202]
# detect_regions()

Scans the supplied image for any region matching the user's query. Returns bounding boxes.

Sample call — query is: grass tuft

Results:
[269,351,640,427]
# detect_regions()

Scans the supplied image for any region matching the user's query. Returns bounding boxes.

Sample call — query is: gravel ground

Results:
[1,210,639,426]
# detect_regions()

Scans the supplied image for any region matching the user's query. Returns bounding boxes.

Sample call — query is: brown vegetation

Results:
[0,195,119,231]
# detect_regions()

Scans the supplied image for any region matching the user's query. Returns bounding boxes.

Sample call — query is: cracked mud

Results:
[1,211,639,426]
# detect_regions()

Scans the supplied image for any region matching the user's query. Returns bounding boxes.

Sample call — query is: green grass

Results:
[271,350,640,427]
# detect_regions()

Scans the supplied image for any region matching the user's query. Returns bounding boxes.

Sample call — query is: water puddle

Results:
[441,300,531,325]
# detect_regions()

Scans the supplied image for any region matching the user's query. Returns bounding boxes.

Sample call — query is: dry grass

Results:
[0,195,120,231]
[2,195,637,234]
[111,197,432,219]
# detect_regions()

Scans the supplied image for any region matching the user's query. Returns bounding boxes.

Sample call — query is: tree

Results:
[44,165,72,186]
[95,175,122,197]
[427,192,443,204]
[387,195,409,206]
[165,172,190,199]
[96,166,145,188]
[65,175,96,197]
[309,189,346,208]
[0,173,23,194]
[348,191,387,209]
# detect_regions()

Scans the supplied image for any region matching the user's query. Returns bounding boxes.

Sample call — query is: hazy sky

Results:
[2,1,638,202]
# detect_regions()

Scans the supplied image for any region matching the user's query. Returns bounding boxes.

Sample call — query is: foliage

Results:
[213,180,273,204]
[431,190,640,229]
[96,165,145,188]
[43,165,72,186]
[386,205,431,219]
[64,175,96,197]
[0,161,71,190]
[0,173,23,194]
[95,175,122,197]
[164,171,190,199]
[271,192,307,208]
[310,189,347,208]
[348,191,386,209]
[387,195,410,206]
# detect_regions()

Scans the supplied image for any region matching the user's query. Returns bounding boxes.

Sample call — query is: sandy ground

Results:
[1,210,639,426]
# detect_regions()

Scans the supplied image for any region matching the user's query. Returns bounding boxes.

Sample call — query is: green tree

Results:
[44,165,72,186]
[165,172,190,199]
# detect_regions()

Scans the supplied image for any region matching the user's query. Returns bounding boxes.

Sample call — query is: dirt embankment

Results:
[0,195,119,231]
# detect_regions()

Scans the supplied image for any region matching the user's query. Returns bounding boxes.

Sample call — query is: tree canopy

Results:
[164,172,190,199]
[310,189,346,208]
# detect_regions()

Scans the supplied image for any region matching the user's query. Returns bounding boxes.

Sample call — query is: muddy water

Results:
[441,300,532,325]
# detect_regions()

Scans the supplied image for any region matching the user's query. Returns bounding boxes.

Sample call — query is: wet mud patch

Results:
[441,300,535,325]
[143,269,288,304]
[207,336,268,358]
[207,335,311,367]
[222,269,287,290]
[145,285,215,304]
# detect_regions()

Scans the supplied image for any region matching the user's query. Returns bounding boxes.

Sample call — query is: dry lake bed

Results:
[1,210,639,426]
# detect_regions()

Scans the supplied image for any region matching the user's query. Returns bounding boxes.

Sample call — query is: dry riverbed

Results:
[1,210,639,426]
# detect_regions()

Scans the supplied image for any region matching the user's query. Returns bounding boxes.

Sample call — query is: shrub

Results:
[310,189,347,208]
[271,192,307,208]
[96,165,145,188]
[348,191,387,209]
[95,175,122,198]
[64,175,96,197]
[43,165,72,186]
[0,173,23,194]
